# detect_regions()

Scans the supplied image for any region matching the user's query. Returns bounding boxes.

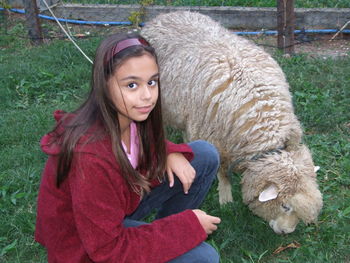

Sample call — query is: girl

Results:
[35,32,221,263]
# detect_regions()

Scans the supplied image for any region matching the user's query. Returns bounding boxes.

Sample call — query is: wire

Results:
[1,7,349,52]
[1,28,347,52]
[40,0,93,63]
[39,0,93,64]
[330,20,350,41]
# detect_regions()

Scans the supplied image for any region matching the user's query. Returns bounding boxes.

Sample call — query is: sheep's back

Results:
[142,11,302,159]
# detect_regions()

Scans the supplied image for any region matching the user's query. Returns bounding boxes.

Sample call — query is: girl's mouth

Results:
[135,105,153,113]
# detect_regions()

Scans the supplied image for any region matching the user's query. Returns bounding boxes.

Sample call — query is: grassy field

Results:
[60,0,350,8]
[1,13,350,263]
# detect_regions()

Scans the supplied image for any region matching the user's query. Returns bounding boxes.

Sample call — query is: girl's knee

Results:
[196,242,220,263]
[189,140,220,171]
[170,242,220,263]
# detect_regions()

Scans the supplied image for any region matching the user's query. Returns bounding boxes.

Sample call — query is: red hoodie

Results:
[35,110,207,263]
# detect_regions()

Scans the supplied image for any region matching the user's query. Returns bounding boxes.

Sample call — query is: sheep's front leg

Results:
[217,165,233,204]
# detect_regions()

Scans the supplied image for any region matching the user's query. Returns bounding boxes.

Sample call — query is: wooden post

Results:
[277,0,295,55]
[23,0,43,45]
[0,7,8,36]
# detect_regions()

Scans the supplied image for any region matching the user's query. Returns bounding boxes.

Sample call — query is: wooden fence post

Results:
[23,0,43,45]
[277,0,295,55]
[0,7,9,35]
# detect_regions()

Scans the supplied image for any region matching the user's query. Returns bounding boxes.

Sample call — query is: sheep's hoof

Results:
[219,194,233,205]
[218,183,233,205]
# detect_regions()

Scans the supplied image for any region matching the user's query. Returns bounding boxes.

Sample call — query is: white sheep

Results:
[141,11,323,234]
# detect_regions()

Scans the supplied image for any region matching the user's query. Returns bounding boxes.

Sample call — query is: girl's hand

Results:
[166,152,196,194]
[192,209,221,235]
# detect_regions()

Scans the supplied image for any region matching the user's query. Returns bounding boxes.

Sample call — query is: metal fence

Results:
[58,0,349,8]
[5,0,276,9]
[4,0,349,8]
[60,0,273,7]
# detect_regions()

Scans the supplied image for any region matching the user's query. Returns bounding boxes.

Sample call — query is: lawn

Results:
[1,11,350,263]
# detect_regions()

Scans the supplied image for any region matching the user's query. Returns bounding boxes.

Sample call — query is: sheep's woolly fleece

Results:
[141,11,323,234]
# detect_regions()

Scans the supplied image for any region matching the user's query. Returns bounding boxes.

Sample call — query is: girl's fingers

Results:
[207,217,221,234]
[182,177,189,194]
[167,168,174,188]
[184,171,193,194]
[210,216,221,224]
[184,183,190,194]
[208,225,217,234]
[184,168,196,194]
[190,166,196,179]
[168,166,196,193]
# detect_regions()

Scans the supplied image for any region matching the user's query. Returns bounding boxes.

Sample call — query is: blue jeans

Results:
[123,140,220,263]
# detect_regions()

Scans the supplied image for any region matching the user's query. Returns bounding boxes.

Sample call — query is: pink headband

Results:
[105,38,150,66]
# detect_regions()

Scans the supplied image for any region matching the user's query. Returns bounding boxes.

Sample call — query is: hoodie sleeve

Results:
[166,140,194,162]
[69,153,206,263]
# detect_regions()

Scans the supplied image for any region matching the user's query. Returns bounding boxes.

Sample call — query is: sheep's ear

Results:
[314,166,320,173]
[259,185,278,202]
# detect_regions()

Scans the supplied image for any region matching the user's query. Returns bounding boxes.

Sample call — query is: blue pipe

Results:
[236,29,350,35]
[1,7,132,25]
[2,7,350,35]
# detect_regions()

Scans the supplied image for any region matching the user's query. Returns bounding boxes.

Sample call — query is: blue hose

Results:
[237,29,350,35]
[1,7,132,25]
[2,7,350,35]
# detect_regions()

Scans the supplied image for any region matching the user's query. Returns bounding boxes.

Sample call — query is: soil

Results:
[243,33,350,59]
[294,37,350,59]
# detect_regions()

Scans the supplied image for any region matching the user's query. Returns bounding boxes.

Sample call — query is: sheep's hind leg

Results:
[217,166,233,204]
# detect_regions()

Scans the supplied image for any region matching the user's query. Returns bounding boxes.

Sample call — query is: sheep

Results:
[141,11,323,234]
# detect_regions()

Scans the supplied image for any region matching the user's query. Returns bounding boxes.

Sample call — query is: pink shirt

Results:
[121,122,139,169]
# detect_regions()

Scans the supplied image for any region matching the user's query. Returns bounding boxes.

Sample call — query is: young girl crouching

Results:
[35,32,221,263]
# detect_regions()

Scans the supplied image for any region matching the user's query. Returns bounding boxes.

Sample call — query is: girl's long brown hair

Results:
[54,32,166,193]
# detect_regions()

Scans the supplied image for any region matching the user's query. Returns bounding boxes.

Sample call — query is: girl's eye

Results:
[148,80,158,86]
[127,83,138,89]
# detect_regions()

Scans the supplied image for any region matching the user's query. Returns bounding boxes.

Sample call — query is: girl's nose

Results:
[140,85,152,100]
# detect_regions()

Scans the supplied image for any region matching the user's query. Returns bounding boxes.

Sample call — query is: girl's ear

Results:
[259,184,278,202]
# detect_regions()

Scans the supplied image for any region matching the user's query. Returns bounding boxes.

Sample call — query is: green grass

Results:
[1,14,350,263]
[60,0,350,8]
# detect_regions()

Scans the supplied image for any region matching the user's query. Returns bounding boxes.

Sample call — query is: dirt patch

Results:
[243,32,350,59]
[295,37,350,59]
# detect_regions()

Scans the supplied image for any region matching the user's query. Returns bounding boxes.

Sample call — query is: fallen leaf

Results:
[273,241,301,255]
[74,34,87,38]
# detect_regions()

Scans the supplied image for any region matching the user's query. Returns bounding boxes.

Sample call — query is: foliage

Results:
[128,0,155,27]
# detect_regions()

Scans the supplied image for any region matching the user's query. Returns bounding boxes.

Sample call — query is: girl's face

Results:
[108,53,159,129]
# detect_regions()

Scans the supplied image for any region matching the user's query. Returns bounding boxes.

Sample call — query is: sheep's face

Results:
[241,145,323,234]
[268,203,299,234]
[246,196,301,234]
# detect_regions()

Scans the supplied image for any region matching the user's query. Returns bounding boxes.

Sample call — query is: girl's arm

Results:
[69,154,206,263]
